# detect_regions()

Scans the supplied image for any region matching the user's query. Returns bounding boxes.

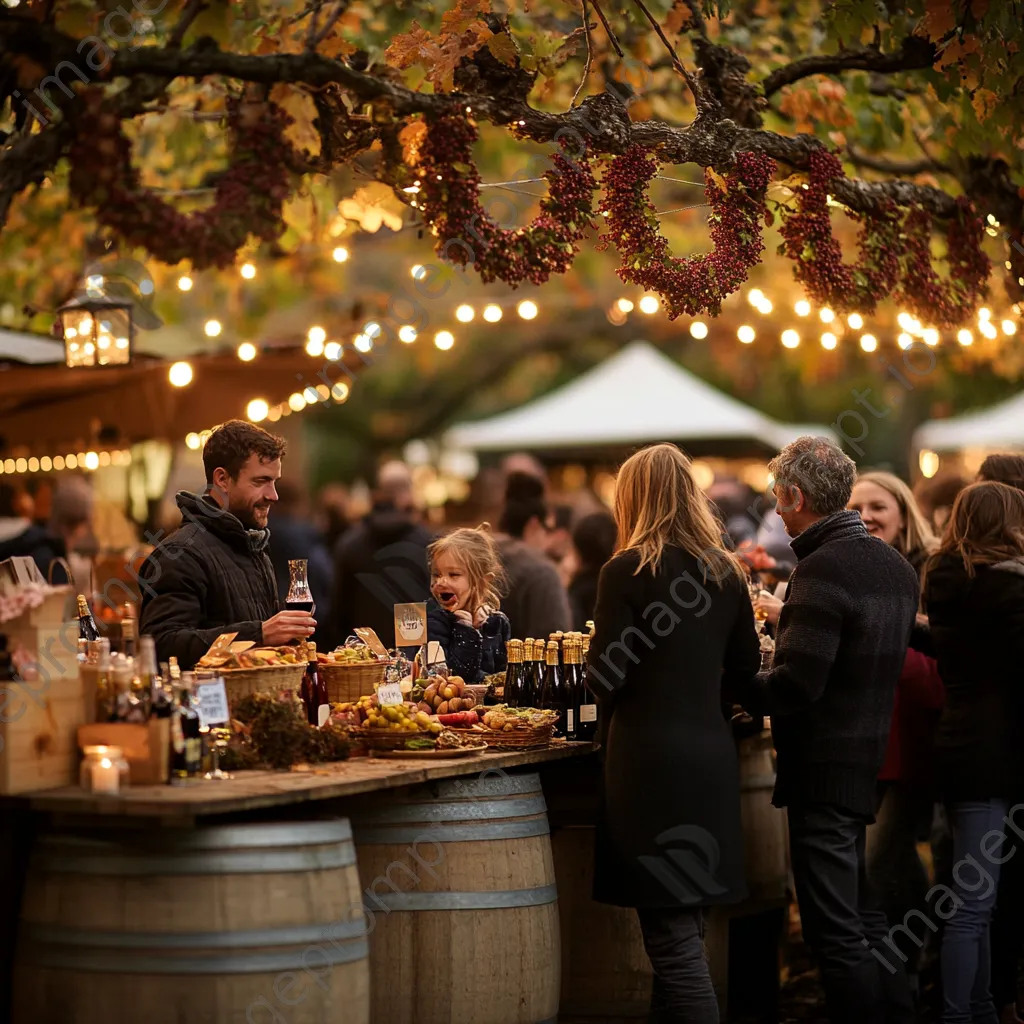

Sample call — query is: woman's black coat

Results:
[586,546,761,909]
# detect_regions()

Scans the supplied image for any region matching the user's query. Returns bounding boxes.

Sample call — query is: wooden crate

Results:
[0,619,90,795]
[78,720,171,785]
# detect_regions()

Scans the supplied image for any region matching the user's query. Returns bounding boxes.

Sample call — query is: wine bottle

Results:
[504,640,526,707]
[561,638,580,741]
[140,636,169,718]
[524,639,543,709]
[302,642,329,726]
[94,639,114,722]
[178,673,203,777]
[569,639,597,741]
[540,639,570,738]
[77,595,99,657]
[120,616,137,659]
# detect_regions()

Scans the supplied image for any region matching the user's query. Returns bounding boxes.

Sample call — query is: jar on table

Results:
[80,745,129,795]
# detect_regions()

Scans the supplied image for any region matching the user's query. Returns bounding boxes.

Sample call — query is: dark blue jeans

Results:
[788,801,917,1024]
[941,799,1009,1024]
[637,906,719,1023]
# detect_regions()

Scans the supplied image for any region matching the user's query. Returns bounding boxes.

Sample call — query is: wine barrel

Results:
[739,730,790,901]
[553,825,652,1018]
[15,820,369,1024]
[350,771,559,1024]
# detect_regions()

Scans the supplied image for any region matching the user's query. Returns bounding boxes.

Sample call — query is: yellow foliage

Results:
[337,183,405,233]
[270,83,322,156]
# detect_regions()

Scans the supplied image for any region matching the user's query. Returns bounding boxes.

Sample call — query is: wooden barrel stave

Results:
[351,771,560,1024]
[15,820,369,1024]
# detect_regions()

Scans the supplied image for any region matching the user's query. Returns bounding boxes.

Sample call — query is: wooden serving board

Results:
[372,744,489,760]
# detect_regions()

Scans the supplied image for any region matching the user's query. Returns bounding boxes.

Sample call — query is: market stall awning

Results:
[913,392,1024,452]
[445,341,834,456]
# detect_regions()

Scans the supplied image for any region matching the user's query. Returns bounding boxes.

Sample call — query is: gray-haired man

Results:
[743,436,920,1024]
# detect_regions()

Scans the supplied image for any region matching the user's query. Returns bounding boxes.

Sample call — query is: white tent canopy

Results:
[914,392,1024,452]
[0,328,65,364]
[445,340,833,453]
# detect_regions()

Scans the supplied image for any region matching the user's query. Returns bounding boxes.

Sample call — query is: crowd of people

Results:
[11,416,1024,1024]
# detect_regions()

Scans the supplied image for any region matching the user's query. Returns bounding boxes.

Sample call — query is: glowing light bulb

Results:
[689,321,708,339]
[980,321,997,339]
[860,334,878,352]
[747,289,765,307]
[332,382,350,402]
[288,392,306,412]
[354,334,373,353]
[1002,320,1017,336]
[410,264,427,280]
[363,322,381,339]
[978,307,992,321]
[324,341,342,361]
[168,361,193,387]
[616,298,634,314]
[898,333,913,349]
[305,337,325,357]
[307,325,327,345]
[186,432,201,450]
[821,332,838,350]
[919,450,940,479]
[639,295,660,315]
[434,330,455,350]
[517,300,538,320]
[847,313,864,329]
[795,300,811,317]
[240,263,256,279]
[84,451,99,471]
[204,319,221,338]
[332,246,349,263]
[756,299,773,314]
[819,308,835,324]
[737,325,755,344]
[177,276,193,292]
[246,399,269,422]
[237,342,257,361]
[923,329,939,346]
[398,326,418,343]
[781,329,800,349]
[483,304,503,322]
[455,304,475,323]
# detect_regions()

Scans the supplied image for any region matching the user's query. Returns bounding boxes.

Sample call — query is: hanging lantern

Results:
[56,295,133,368]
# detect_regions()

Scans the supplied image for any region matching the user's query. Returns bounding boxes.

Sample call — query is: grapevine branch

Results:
[762,35,938,96]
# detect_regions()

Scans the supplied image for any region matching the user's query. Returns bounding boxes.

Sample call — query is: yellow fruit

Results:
[429,723,442,735]
[415,712,431,727]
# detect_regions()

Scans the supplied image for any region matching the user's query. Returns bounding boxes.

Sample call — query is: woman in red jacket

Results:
[849,472,943,990]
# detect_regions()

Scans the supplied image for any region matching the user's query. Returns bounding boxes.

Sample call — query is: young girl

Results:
[426,526,511,683]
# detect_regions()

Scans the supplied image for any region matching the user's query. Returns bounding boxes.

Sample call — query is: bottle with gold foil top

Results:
[569,639,597,741]
[77,594,98,662]
[540,639,570,737]
[504,640,527,707]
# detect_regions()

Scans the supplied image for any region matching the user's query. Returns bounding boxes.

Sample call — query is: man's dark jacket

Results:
[139,491,279,669]
[746,509,919,817]
[329,504,433,649]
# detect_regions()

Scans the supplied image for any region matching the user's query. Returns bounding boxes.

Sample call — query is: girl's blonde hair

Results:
[614,443,745,581]
[855,471,938,563]
[427,524,507,613]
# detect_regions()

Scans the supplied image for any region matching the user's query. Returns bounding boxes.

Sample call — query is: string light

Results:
[410,265,427,280]
[781,329,800,349]
[616,298,634,314]
[306,336,325,357]
[267,406,282,423]
[690,321,708,339]
[303,386,319,405]
[53,456,64,470]
[483,304,503,322]
[240,263,256,280]
[399,326,418,343]
[177,276,193,292]
[1003,320,1017,336]
[517,300,538,320]
[896,333,912,349]
[186,432,201,450]
[332,246,349,263]
[638,295,660,315]
[795,300,811,317]
[168,361,193,387]
[455,304,475,323]
[756,298,773,314]
[748,289,765,307]
[978,307,992,321]
[737,325,755,343]
[288,392,306,412]
[354,333,372,353]
[237,342,257,361]
[821,332,837,350]
[435,330,455,350]
[204,319,221,338]
[919,450,940,478]
[923,329,940,346]
[957,329,973,346]
[307,326,327,346]
[364,322,382,339]
[0,449,130,475]
[324,341,342,361]
[897,312,913,331]
[860,334,878,352]
[847,313,864,329]
[980,321,998,339]
[331,382,350,403]
[819,308,835,324]
[40,457,52,472]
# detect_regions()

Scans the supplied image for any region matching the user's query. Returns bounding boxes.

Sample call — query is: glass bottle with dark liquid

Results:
[301,642,329,725]
[524,639,544,709]
[77,594,98,662]
[503,640,526,707]
[568,638,597,741]
[540,639,570,738]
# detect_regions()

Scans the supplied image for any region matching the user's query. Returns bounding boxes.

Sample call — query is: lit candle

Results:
[91,756,120,795]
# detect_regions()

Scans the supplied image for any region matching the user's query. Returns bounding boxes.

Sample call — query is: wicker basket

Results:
[220,664,305,704]
[349,726,428,752]
[320,662,386,703]
[447,724,554,750]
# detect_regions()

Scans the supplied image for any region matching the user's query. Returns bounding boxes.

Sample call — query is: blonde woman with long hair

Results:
[586,443,760,1022]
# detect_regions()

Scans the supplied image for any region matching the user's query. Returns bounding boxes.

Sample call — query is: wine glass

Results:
[203,726,233,781]
[286,559,316,618]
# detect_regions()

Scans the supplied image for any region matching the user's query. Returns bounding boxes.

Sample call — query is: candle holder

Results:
[79,745,129,794]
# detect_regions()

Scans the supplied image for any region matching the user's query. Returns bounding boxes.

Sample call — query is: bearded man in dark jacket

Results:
[140,420,317,668]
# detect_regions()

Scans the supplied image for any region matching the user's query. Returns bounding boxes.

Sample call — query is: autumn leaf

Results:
[922,0,958,40]
[440,0,489,36]
[270,83,321,156]
[487,32,520,67]
[972,88,997,123]
[386,20,492,91]
[665,0,698,35]
[398,120,428,165]
[338,183,405,233]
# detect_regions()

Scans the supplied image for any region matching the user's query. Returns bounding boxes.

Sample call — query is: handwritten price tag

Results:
[377,681,404,706]
[196,678,230,728]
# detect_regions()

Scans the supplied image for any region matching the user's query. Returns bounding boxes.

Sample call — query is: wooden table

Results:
[14,743,596,825]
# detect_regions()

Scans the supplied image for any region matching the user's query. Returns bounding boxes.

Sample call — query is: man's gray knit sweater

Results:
[748,509,920,816]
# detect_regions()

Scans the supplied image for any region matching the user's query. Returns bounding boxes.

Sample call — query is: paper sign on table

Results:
[317,704,331,728]
[394,603,427,648]
[196,678,230,729]
[377,681,404,706]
